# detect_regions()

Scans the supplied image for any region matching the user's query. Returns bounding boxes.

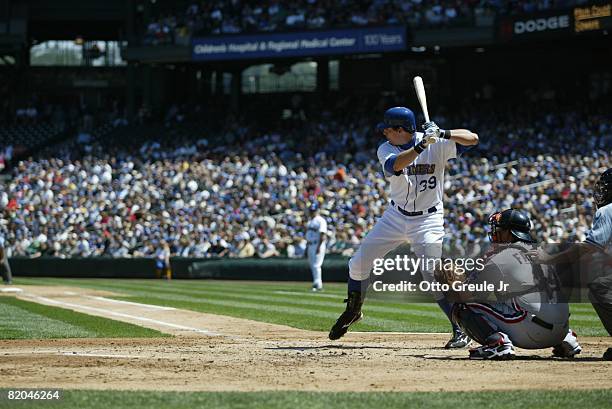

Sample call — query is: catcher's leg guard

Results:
[452,303,498,346]
[329,291,364,340]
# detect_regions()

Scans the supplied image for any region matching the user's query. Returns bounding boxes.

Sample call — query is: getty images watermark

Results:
[370,255,510,293]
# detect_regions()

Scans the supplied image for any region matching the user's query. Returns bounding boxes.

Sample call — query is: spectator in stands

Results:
[234,233,256,258]
[140,0,578,44]
[257,238,280,259]
[1,95,609,260]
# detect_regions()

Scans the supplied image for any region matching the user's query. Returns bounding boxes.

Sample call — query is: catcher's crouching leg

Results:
[452,304,515,360]
[329,290,364,340]
[451,303,498,345]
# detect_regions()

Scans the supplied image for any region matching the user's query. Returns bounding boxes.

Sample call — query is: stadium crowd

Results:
[0,96,609,259]
[144,0,585,44]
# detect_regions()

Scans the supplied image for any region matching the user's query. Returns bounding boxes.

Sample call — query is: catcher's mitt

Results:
[434,259,468,287]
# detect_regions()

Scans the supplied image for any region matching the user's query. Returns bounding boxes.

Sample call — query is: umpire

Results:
[0,233,12,285]
[530,169,612,360]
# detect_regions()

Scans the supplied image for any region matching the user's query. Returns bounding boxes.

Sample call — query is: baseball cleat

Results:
[311,285,324,292]
[445,330,472,349]
[328,311,363,340]
[603,348,612,361]
[469,332,515,360]
[328,290,364,340]
[552,330,582,358]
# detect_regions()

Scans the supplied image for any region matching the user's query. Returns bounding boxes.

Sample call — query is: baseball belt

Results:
[531,315,554,330]
[391,200,437,217]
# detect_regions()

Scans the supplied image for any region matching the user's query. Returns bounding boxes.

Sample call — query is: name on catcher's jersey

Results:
[306,216,327,244]
[377,132,456,213]
[476,244,539,296]
[472,243,568,324]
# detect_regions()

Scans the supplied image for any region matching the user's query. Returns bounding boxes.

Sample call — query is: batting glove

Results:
[422,121,438,131]
[424,126,441,141]
[422,134,439,147]
[423,121,450,140]
[415,132,438,153]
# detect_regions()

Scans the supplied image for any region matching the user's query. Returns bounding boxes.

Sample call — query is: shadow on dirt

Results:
[265,344,403,351]
[411,354,605,362]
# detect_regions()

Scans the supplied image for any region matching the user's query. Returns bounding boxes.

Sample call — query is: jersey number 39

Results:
[418,176,437,192]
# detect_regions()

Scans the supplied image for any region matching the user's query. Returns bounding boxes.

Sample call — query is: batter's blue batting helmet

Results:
[376,107,416,133]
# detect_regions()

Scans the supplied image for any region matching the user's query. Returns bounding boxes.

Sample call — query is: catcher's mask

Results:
[594,168,612,208]
[488,209,536,244]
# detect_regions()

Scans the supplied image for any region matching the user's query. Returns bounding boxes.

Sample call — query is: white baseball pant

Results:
[348,206,445,300]
[464,300,570,349]
[308,243,326,289]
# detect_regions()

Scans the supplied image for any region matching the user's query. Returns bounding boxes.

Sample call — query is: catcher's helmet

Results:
[376,107,416,133]
[594,168,612,208]
[488,209,536,244]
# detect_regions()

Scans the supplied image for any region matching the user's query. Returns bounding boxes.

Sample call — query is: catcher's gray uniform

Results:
[463,243,570,349]
[585,203,612,335]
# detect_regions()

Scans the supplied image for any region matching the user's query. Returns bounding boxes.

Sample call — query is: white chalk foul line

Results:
[5,351,143,359]
[0,287,24,293]
[84,295,176,311]
[22,294,220,336]
[60,352,143,358]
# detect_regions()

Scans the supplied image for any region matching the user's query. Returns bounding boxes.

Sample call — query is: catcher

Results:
[437,209,581,360]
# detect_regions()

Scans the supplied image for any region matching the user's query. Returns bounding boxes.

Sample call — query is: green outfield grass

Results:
[1,389,612,409]
[0,296,167,339]
[10,278,609,336]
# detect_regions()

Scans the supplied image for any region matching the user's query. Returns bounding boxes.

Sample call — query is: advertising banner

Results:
[498,2,611,40]
[192,26,406,61]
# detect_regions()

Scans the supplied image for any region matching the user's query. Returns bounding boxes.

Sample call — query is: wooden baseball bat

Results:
[413,76,430,123]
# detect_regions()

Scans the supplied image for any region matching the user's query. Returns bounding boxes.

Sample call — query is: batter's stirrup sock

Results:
[437,299,460,332]
[348,277,367,293]
[345,290,364,313]
[328,290,364,340]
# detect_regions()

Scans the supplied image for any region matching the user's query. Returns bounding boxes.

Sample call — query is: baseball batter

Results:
[448,209,581,360]
[306,203,327,292]
[329,106,479,347]
[529,168,612,360]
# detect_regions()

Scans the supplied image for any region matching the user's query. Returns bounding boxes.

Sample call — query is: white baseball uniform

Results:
[307,215,327,289]
[349,132,457,300]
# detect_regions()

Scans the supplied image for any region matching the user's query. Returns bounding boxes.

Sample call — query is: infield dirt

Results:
[1,286,611,392]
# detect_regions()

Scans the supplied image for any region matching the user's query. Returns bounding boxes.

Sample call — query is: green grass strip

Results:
[1,389,612,409]
[0,297,168,339]
[10,278,609,336]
